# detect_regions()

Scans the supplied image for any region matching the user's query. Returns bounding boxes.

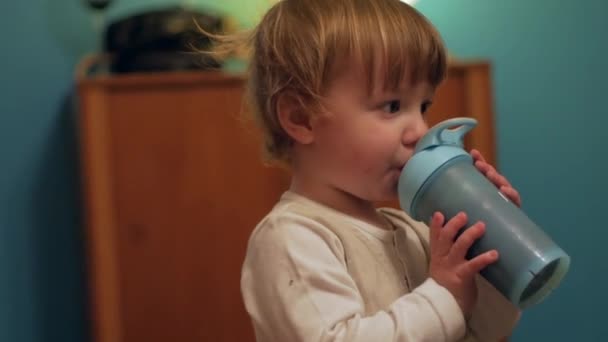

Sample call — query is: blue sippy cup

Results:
[398,117,570,309]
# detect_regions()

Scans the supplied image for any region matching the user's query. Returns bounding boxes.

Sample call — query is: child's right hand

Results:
[428,211,499,318]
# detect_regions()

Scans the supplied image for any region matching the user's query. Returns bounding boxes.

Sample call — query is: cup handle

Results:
[415,117,478,152]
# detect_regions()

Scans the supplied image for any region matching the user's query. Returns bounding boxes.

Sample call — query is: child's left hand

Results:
[471,149,522,207]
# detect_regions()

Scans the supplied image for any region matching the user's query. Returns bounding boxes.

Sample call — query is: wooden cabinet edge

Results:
[77,83,124,342]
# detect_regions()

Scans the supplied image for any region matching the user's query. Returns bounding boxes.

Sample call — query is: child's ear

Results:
[277,93,314,144]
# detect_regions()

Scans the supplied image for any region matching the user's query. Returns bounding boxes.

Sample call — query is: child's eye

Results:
[383,100,401,114]
[421,100,432,114]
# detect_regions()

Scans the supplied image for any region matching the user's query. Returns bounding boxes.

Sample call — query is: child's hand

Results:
[471,149,522,207]
[428,211,499,318]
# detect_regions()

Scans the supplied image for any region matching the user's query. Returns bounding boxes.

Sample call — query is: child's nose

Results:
[415,121,429,142]
[402,118,428,146]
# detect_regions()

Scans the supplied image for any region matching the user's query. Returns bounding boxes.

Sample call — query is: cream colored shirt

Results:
[241,191,520,341]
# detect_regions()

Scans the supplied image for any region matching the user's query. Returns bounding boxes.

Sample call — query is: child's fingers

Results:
[429,212,446,255]
[476,160,521,206]
[476,161,501,185]
[429,212,444,244]
[437,212,468,254]
[450,221,485,260]
[487,169,512,188]
[463,250,499,276]
[500,186,522,207]
[475,160,498,182]
[471,149,486,163]
[477,161,493,175]
[475,158,515,191]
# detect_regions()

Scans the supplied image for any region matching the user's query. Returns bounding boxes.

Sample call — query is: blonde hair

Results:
[209,0,447,165]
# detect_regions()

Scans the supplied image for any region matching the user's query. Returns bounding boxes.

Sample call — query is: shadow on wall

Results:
[30,89,90,342]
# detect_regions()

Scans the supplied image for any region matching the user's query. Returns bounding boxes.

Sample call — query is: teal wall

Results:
[0,0,89,341]
[1,0,604,341]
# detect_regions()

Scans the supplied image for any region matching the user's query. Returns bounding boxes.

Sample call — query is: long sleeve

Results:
[466,276,521,341]
[241,212,466,342]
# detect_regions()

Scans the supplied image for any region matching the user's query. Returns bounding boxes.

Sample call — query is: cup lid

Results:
[398,117,478,215]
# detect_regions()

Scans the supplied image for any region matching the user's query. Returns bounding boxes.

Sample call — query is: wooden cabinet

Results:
[427,61,497,166]
[77,61,496,342]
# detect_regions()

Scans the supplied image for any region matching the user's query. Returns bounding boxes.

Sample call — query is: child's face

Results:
[310,61,433,202]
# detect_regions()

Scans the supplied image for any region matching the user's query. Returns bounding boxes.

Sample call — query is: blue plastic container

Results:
[398,117,570,309]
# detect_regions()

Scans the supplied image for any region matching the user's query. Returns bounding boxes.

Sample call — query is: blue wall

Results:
[417,0,608,340]
[0,0,92,341]
[1,0,605,341]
